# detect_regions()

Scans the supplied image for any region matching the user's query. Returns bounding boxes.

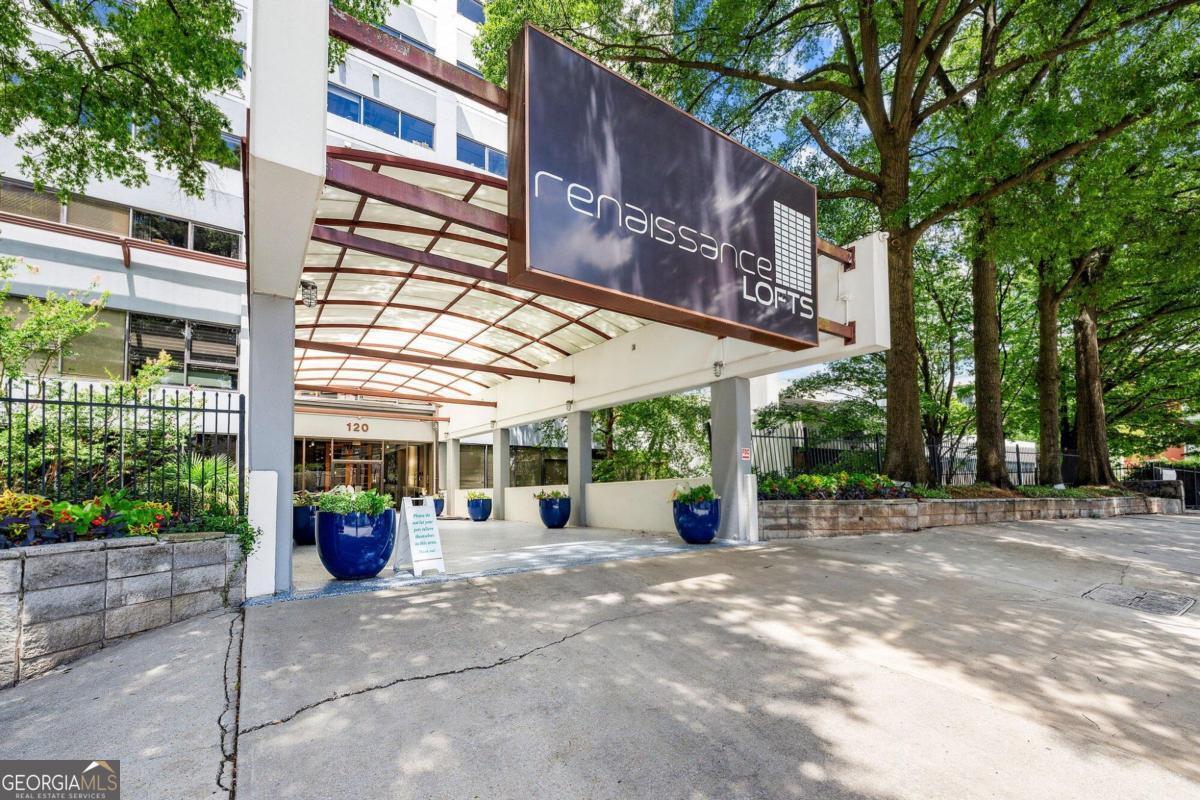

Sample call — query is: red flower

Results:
[91,517,104,527]
[154,514,164,521]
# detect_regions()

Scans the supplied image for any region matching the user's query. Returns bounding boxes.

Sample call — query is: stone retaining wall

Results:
[0,533,246,686]
[760,495,1183,540]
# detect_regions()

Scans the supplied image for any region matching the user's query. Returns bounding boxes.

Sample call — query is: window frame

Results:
[456,134,506,176]
[126,313,241,389]
[457,0,485,25]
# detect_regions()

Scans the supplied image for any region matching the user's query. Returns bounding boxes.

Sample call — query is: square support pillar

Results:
[492,427,510,520]
[245,291,295,596]
[711,376,754,541]
[445,437,460,516]
[567,411,592,527]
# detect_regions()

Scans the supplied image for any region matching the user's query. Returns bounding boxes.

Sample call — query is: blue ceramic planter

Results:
[433,498,445,516]
[672,499,720,544]
[316,509,396,579]
[292,505,317,545]
[467,497,492,522]
[538,497,571,529]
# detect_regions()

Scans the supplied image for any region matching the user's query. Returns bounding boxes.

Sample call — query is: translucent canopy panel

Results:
[297,148,645,403]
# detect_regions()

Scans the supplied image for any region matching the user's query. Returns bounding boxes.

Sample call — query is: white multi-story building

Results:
[0,0,508,496]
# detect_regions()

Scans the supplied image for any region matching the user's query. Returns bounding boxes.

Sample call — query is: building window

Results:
[457,61,483,78]
[66,196,128,235]
[363,97,400,137]
[219,133,243,169]
[457,0,485,25]
[193,224,241,259]
[401,113,435,147]
[128,314,239,389]
[0,179,60,222]
[456,134,506,176]
[132,209,188,248]
[327,84,361,123]
[380,25,435,55]
[329,84,435,148]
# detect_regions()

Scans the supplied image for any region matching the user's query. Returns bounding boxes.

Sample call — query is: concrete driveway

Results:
[3,514,1199,799]
[235,514,1200,800]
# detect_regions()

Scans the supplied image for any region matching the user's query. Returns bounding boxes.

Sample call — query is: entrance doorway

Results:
[294,437,432,505]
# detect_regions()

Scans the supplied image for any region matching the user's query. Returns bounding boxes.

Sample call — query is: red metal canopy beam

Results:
[296,404,449,423]
[294,382,496,407]
[295,339,575,384]
[818,318,856,345]
[327,146,507,190]
[325,158,508,237]
[817,239,855,269]
[311,219,505,252]
[329,8,508,113]
[310,225,505,283]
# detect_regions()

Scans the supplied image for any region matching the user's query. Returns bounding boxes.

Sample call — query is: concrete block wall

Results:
[761,496,1182,540]
[0,533,246,686]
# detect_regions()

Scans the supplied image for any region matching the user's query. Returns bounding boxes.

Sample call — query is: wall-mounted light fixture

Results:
[300,279,319,308]
[565,400,574,412]
[712,360,724,378]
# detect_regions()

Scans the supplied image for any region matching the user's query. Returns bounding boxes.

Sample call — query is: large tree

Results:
[477,0,1199,483]
[0,0,244,196]
[0,0,406,197]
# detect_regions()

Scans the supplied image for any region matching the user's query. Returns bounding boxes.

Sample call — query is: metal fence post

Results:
[1015,444,1023,486]
[874,433,883,473]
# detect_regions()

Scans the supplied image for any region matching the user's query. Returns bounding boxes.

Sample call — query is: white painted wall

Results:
[585,477,712,534]
[0,219,246,326]
[502,484,568,524]
[294,411,435,442]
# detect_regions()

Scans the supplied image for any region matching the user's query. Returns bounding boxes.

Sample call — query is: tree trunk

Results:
[882,229,930,484]
[1073,305,1117,485]
[1035,261,1063,485]
[970,211,1010,486]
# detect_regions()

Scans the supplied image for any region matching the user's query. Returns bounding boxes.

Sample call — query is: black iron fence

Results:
[1,379,245,518]
[751,429,1157,490]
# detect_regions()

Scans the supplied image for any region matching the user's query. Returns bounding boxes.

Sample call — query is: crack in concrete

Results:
[217,611,245,797]
[238,605,675,737]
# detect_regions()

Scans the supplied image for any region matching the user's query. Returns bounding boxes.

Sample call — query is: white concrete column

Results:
[445,437,460,515]
[566,411,591,526]
[711,376,753,541]
[492,427,510,520]
[245,291,295,595]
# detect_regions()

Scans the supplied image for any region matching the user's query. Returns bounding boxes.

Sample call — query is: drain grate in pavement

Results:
[1083,583,1196,616]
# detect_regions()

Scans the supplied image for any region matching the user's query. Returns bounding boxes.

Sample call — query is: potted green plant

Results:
[671,484,720,544]
[466,490,492,522]
[533,489,571,529]
[315,487,396,579]
[432,490,445,517]
[292,490,320,545]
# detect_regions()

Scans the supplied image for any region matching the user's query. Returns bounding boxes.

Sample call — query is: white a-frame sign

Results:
[394,497,445,577]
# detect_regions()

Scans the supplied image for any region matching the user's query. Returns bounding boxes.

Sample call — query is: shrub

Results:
[1017,485,1133,499]
[2,490,173,547]
[466,490,490,501]
[293,490,321,507]
[756,472,907,501]
[317,487,395,516]
[534,489,568,500]
[672,484,718,504]
[910,485,951,500]
[167,511,259,557]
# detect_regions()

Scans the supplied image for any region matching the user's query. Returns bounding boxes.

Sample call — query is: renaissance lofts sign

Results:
[507,25,819,350]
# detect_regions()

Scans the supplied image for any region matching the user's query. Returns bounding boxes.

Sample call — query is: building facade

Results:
[0,0,508,506]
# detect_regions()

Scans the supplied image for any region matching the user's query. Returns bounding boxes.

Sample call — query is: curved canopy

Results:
[295,148,646,404]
